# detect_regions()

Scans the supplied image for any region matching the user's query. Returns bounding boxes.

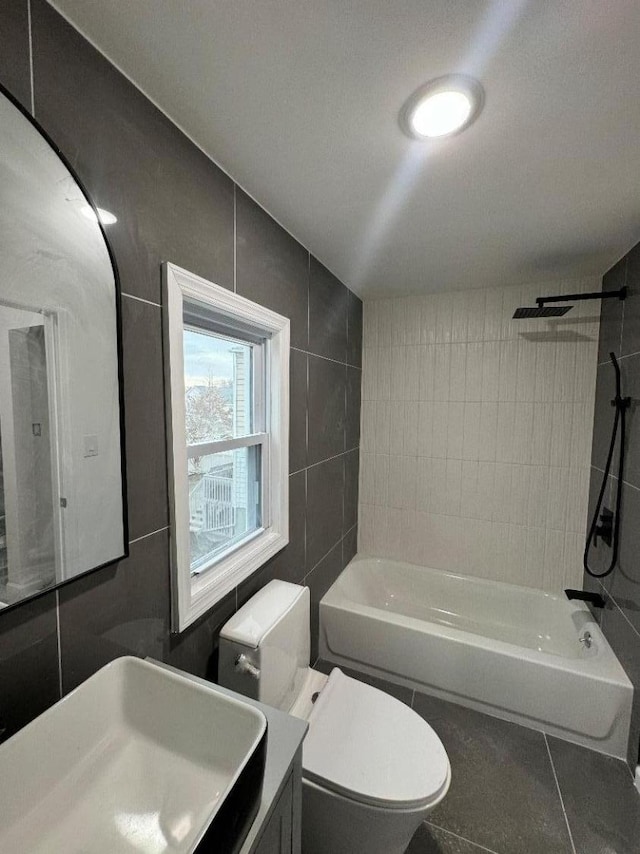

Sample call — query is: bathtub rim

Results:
[319,555,634,759]
[320,554,633,688]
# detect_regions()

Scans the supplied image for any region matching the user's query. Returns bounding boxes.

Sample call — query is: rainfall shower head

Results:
[513,286,626,320]
[513,305,572,319]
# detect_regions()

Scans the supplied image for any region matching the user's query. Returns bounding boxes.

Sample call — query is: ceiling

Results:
[51,0,640,298]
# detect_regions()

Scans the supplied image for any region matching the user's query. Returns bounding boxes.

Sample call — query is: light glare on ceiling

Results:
[410,90,472,138]
[400,75,484,140]
[80,204,118,225]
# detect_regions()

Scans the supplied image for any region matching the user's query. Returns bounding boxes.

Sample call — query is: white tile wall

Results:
[358,277,601,593]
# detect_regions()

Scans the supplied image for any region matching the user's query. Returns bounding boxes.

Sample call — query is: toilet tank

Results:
[218,580,310,712]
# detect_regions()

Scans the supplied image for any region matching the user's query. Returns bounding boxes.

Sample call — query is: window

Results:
[164,263,289,631]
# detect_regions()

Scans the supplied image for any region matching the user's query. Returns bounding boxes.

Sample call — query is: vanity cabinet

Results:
[241,743,303,854]
[252,773,295,854]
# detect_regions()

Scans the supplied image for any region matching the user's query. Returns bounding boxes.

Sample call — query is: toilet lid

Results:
[303,669,450,810]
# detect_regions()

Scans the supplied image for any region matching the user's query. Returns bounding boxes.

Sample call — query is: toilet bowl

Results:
[219,580,450,854]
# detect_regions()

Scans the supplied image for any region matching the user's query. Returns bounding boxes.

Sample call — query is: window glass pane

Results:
[183,327,254,443]
[188,445,262,574]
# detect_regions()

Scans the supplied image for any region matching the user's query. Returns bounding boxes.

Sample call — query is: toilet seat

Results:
[302,669,450,811]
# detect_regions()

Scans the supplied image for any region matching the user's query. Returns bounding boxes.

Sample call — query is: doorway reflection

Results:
[0,309,56,606]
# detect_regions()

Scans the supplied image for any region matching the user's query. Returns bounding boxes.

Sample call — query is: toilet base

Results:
[301,777,434,854]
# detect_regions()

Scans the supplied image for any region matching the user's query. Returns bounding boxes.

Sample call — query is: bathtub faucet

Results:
[565,589,605,608]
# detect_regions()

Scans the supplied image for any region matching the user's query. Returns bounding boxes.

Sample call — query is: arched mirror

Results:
[0,86,127,609]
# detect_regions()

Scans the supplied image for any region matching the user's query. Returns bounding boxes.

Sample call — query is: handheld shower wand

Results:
[583,352,629,578]
[512,288,629,580]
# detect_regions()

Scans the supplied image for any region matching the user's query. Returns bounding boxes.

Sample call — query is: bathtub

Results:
[319,555,633,760]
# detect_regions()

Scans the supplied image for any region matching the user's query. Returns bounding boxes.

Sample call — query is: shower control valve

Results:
[610,395,631,411]
[594,507,613,549]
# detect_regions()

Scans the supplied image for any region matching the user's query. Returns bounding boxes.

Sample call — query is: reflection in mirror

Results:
[0,88,126,608]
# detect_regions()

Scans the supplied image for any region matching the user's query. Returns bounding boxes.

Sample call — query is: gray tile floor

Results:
[315,660,640,854]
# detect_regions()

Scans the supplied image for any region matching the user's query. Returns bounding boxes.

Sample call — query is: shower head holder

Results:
[536,286,627,309]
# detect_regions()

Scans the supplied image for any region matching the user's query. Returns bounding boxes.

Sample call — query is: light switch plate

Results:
[84,434,99,458]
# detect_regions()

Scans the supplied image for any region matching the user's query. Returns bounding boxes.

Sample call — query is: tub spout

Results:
[565,589,605,608]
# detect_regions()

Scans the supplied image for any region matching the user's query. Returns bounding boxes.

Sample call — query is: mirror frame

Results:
[0,81,129,613]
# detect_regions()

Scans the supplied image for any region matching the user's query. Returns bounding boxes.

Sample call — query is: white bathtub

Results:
[319,555,633,760]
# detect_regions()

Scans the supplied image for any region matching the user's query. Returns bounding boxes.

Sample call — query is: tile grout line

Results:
[591,465,640,493]
[360,453,592,469]
[54,590,63,699]
[291,345,362,371]
[306,252,310,351]
[598,348,640,366]
[344,361,348,465]
[303,468,308,570]
[424,821,501,854]
[544,733,578,854]
[619,261,626,357]
[346,288,350,368]
[303,541,340,582]
[605,586,640,644]
[343,521,357,539]
[356,501,585,536]
[129,525,170,546]
[305,351,309,467]
[361,397,594,408]
[122,291,162,309]
[303,523,357,580]
[289,446,360,478]
[342,436,346,544]
[27,0,35,116]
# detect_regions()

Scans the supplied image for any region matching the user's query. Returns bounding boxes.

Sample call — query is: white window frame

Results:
[163,262,289,631]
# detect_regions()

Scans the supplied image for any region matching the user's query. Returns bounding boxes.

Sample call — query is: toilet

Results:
[219,580,451,854]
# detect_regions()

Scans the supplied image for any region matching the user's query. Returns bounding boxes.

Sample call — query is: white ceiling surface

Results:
[52,0,640,298]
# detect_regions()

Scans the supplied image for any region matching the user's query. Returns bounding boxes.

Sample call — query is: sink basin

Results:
[0,656,267,853]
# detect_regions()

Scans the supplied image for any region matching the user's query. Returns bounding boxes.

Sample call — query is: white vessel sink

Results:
[0,656,267,853]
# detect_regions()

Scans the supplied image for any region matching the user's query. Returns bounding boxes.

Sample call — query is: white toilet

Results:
[219,580,451,854]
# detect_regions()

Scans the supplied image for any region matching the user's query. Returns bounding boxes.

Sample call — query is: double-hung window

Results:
[164,263,289,631]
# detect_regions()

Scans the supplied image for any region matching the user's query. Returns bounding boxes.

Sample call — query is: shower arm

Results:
[536,287,626,307]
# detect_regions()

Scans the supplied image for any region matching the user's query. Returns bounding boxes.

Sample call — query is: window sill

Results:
[178,528,289,630]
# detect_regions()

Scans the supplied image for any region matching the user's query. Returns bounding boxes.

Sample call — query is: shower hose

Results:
[584,352,629,578]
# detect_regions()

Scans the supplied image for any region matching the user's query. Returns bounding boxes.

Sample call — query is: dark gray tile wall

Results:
[0,592,59,741]
[32,1,235,306]
[309,256,349,362]
[306,455,346,571]
[307,356,346,465]
[0,0,361,739]
[58,532,171,693]
[120,296,169,541]
[235,187,309,350]
[586,238,640,770]
[0,0,31,111]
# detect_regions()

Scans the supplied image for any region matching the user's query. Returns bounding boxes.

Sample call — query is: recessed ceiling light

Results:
[400,75,484,140]
[80,204,118,226]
